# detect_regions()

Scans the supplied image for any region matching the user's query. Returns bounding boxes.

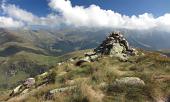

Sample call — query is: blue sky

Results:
[5,0,170,17]
[72,0,170,17]
[0,0,170,31]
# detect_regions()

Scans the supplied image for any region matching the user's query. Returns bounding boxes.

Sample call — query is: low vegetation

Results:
[2,49,170,102]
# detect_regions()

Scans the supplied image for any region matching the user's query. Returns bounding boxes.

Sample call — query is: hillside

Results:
[1,32,169,102]
[0,51,62,90]
[1,49,170,102]
[0,28,106,91]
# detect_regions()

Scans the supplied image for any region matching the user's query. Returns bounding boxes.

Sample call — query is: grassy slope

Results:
[2,49,170,102]
[0,51,61,91]
[0,50,93,91]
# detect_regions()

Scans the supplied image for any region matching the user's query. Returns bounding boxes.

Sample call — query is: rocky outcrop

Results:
[9,70,56,97]
[23,78,35,88]
[10,78,35,96]
[77,31,137,65]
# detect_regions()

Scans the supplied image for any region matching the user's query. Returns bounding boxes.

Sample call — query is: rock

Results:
[85,52,95,56]
[76,57,91,66]
[10,85,24,96]
[81,56,91,62]
[23,78,35,88]
[76,53,99,66]
[89,54,99,61]
[115,77,145,86]
[85,51,99,61]
[49,86,76,94]
[57,62,64,66]
[69,58,75,62]
[160,54,168,58]
[9,78,35,96]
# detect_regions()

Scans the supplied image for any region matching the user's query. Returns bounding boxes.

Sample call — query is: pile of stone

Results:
[77,31,137,65]
[94,31,136,56]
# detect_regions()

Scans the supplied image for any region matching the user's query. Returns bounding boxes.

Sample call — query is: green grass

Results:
[0,51,59,90]
[14,51,59,65]
[0,49,92,91]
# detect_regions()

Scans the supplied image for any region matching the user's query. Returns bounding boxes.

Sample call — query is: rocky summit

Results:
[79,31,137,64]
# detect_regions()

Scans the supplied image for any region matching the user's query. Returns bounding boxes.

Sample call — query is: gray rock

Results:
[76,57,91,66]
[9,78,35,96]
[85,52,96,56]
[10,85,25,96]
[115,77,145,86]
[89,54,99,61]
[80,57,91,62]
[10,85,22,96]
[57,62,64,66]
[69,58,75,62]
[23,78,35,88]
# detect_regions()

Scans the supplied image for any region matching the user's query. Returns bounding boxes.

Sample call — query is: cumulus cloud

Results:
[0,0,170,31]
[2,4,39,24]
[0,16,24,28]
[0,1,63,27]
[48,0,170,31]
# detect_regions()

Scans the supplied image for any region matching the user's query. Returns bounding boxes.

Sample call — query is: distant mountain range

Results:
[1,28,170,56]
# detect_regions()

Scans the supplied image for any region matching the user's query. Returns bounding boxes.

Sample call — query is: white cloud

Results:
[0,16,24,28]
[2,4,38,24]
[0,0,6,9]
[1,2,63,27]
[0,0,24,27]
[48,0,170,31]
[0,0,170,31]
[2,3,43,26]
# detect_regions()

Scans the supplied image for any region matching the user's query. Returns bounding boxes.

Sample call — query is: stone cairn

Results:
[94,31,135,56]
[77,31,137,65]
